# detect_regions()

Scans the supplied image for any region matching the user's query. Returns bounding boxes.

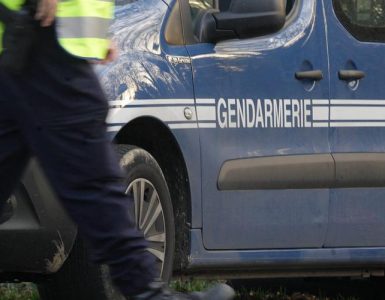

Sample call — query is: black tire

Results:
[116,145,175,281]
[38,145,175,300]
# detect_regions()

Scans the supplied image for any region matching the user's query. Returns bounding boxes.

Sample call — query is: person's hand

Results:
[92,41,119,65]
[35,0,58,27]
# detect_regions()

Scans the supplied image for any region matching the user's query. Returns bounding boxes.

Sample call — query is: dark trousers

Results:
[0,26,155,296]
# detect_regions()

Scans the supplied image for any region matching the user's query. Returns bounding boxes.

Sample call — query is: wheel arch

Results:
[114,117,191,272]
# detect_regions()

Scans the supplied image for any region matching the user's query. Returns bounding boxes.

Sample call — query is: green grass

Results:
[172,279,361,300]
[0,280,361,300]
[0,284,39,300]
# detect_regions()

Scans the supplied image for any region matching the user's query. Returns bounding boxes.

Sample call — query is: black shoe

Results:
[131,282,235,300]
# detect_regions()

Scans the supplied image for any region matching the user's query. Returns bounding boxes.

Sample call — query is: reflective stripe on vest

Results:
[56,0,114,60]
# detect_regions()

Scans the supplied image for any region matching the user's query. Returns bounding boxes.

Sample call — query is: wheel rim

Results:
[126,178,166,277]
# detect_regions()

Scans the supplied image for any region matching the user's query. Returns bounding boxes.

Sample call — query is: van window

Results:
[189,0,215,26]
[215,0,296,15]
[286,0,295,15]
[188,0,296,37]
[333,0,385,42]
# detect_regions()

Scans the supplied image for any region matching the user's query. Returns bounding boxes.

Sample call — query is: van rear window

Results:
[334,0,385,43]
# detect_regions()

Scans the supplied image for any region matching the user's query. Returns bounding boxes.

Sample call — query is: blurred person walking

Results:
[0,0,235,299]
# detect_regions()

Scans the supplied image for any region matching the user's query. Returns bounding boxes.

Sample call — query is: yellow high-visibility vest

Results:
[0,0,114,60]
[0,0,23,51]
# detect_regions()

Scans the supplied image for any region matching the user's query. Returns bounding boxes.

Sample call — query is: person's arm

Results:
[98,41,118,64]
[34,0,117,63]
[35,0,57,27]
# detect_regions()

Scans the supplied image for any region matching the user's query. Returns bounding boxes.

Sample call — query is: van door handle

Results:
[338,70,365,81]
[295,70,323,81]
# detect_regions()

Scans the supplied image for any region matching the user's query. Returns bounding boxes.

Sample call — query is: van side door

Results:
[324,0,385,247]
[186,0,332,250]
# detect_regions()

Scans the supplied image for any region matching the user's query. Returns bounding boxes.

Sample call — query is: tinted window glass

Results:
[216,0,297,14]
[201,0,296,19]
[286,0,295,15]
[189,0,215,26]
[333,0,385,42]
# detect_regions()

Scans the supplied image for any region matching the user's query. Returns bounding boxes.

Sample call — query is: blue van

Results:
[2,0,385,299]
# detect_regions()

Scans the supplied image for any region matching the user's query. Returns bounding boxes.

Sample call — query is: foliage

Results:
[171,279,361,300]
[340,0,385,27]
[0,284,39,300]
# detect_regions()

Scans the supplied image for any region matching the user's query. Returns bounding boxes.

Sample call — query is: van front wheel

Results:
[38,145,175,300]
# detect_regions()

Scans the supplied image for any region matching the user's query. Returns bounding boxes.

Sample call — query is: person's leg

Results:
[0,76,31,216]
[0,117,30,211]
[14,27,156,296]
[26,110,157,296]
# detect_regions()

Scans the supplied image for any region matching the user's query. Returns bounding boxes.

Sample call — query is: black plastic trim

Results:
[295,70,324,81]
[0,160,77,275]
[218,153,385,190]
[338,70,365,81]
[334,153,385,187]
[218,154,334,190]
